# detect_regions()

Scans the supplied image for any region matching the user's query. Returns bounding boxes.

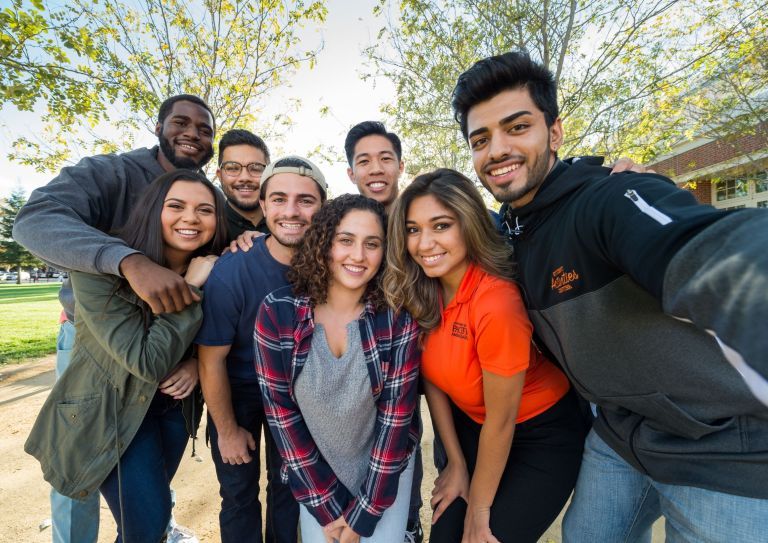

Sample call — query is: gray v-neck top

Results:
[294,322,377,493]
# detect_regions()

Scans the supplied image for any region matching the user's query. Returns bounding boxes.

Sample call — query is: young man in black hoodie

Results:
[451,52,768,542]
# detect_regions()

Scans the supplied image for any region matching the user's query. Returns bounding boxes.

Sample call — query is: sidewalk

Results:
[0,357,662,542]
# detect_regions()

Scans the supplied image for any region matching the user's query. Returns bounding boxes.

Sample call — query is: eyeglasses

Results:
[220,161,267,177]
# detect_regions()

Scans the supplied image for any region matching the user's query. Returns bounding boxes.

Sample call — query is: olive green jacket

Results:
[25,271,203,500]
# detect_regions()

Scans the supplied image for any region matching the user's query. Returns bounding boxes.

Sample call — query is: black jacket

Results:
[502,157,768,498]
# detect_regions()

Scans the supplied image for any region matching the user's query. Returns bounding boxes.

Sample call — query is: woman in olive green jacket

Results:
[26,170,228,543]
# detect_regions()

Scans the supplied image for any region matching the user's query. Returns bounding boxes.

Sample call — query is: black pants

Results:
[430,391,587,542]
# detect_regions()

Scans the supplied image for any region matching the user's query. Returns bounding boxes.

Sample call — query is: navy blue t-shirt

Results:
[195,236,289,381]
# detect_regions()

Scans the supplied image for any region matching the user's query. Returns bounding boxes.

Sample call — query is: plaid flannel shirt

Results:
[253,286,421,537]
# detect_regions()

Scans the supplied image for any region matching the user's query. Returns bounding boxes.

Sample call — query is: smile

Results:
[278,222,305,230]
[421,253,445,264]
[343,264,366,273]
[489,163,521,176]
[175,229,200,237]
[177,143,201,153]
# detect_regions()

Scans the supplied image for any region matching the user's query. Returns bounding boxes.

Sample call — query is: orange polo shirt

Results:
[421,264,570,424]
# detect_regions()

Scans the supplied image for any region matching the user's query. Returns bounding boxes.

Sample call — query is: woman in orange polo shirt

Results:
[384,168,587,543]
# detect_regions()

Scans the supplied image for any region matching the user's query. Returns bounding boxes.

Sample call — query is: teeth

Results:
[176,229,199,236]
[344,265,365,273]
[490,164,520,176]
[280,222,303,230]
[179,144,198,151]
[423,254,443,263]
[368,182,386,189]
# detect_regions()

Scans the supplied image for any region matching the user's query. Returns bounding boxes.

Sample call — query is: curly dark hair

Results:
[289,194,388,309]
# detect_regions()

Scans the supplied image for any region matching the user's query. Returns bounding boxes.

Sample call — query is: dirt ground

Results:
[0,356,662,542]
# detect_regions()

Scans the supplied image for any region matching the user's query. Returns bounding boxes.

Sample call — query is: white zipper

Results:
[624,189,672,225]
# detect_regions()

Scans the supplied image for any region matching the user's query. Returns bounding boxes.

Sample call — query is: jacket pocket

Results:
[600,391,735,440]
[56,394,101,429]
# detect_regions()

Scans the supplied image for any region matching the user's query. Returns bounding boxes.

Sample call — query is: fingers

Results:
[431,496,451,525]
[247,432,257,451]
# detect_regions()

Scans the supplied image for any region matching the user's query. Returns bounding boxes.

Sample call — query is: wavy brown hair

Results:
[289,194,388,309]
[383,168,515,332]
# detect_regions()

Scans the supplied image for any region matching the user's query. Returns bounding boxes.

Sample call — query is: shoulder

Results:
[470,272,526,319]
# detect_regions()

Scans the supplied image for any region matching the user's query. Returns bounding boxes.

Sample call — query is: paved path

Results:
[0,357,663,542]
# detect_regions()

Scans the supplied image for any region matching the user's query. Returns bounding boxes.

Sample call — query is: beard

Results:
[481,139,552,205]
[223,186,262,212]
[158,132,214,170]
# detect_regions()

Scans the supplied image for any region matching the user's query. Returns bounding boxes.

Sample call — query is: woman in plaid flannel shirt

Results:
[254,195,421,542]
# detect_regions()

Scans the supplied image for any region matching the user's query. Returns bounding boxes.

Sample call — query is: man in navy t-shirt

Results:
[196,156,327,543]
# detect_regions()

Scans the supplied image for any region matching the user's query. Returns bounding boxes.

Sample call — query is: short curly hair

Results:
[289,194,388,309]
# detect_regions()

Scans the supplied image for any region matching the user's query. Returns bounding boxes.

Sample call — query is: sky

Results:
[0,0,400,199]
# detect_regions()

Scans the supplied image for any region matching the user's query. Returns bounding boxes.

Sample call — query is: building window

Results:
[712,171,768,209]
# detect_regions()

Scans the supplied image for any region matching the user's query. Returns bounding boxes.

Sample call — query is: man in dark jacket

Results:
[451,51,768,542]
[13,94,215,543]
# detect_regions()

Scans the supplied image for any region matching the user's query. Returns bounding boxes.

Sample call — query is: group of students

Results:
[16,50,768,543]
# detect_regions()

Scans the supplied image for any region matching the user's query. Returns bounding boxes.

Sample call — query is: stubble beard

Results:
[482,140,552,205]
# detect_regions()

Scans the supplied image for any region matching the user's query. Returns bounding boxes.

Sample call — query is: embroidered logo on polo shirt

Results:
[551,265,580,294]
[451,322,468,339]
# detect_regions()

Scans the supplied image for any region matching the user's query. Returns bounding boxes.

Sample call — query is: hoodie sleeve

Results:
[662,209,768,405]
[12,153,147,276]
[583,173,768,404]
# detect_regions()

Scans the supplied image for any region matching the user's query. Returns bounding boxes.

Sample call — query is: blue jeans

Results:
[563,429,768,543]
[51,320,100,543]
[209,378,299,543]
[99,392,189,543]
[299,453,416,542]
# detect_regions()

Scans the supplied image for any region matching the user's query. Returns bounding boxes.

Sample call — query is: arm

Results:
[424,379,469,524]
[12,154,145,276]
[254,295,352,526]
[71,271,202,383]
[662,209,768,403]
[341,311,421,537]
[198,344,256,463]
[464,371,524,543]
[582,172,768,396]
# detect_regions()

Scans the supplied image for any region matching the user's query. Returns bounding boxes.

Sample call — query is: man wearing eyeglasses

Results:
[216,129,272,237]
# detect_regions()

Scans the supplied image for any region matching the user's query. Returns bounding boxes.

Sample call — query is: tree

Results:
[2,0,327,171]
[367,0,768,176]
[0,189,42,283]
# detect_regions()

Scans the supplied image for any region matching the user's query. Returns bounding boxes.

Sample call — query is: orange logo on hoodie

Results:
[551,266,580,294]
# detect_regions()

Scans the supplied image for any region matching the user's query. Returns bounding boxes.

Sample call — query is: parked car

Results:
[5,273,18,282]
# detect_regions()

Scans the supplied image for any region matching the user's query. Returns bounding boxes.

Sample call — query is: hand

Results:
[324,517,360,543]
[120,253,199,314]
[159,357,198,399]
[322,516,344,543]
[185,255,218,288]
[431,460,469,525]
[462,506,500,543]
[608,157,656,175]
[227,230,264,253]
[217,426,256,464]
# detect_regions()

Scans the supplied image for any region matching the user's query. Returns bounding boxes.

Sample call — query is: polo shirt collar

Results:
[453,263,484,305]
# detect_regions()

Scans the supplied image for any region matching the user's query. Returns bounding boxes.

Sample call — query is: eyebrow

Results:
[267,191,318,199]
[355,149,396,160]
[467,110,532,140]
[171,113,213,131]
[406,214,455,223]
[336,230,383,240]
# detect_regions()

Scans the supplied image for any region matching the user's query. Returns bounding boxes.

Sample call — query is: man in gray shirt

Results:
[13,94,215,543]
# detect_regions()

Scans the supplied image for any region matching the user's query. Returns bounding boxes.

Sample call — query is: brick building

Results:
[650,121,768,210]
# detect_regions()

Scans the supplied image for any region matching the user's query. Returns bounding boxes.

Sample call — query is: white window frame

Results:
[712,171,768,210]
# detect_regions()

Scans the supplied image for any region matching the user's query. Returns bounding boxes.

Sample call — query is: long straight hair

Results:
[117,169,228,267]
[383,168,515,332]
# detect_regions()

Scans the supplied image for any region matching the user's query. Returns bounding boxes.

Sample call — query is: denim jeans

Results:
[209,378,299,543]
[99,393,189,543]
[51,320,100,543]
[298,453,416,542]
[563,429,768,543]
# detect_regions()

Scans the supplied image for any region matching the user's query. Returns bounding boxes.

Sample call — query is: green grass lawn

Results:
[0,283,61,364]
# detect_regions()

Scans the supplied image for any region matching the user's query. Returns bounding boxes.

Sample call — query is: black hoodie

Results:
[499,157,768,499]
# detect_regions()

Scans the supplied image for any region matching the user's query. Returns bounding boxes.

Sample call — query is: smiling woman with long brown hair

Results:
[254,194,421,542]
[26,170,227,543]
[384,168,586,543]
